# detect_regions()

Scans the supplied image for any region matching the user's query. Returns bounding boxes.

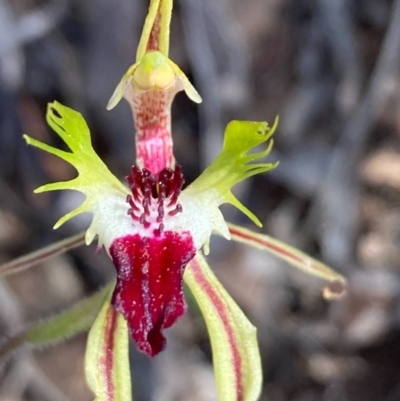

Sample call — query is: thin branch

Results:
[0,232,86,276]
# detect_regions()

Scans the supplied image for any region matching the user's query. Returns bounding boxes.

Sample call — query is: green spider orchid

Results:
[0,1,347,401]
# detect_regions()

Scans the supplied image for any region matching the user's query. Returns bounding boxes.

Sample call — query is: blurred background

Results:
[1,0,400,400]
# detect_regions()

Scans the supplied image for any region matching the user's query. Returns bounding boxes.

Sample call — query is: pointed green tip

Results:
[225,192,263,227]
[106,89,120,110]
[22,134,31,145]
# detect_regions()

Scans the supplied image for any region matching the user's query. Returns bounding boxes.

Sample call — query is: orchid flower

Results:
[2,1,346,401]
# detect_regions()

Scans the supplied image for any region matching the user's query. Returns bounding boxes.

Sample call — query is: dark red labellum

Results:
[110,231,196,357]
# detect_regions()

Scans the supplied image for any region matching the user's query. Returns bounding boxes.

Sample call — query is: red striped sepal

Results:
[185,254,262,401]
[228,223,347,299]
[85,296,131,401]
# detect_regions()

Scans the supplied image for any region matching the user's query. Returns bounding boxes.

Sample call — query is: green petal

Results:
[188,119,279,226]
[170,60,202,103]
[185,254,262,401]
[228,223,347,299]
[24,101,129,233]
[0,283,113,359]
[85,296,131,401]
[159,0,173,55]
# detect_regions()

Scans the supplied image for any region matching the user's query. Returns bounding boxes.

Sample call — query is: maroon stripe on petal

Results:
[110,231,195,357]
[102,306,118,401]
[190,259,243,401]
[229,226,304,264]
